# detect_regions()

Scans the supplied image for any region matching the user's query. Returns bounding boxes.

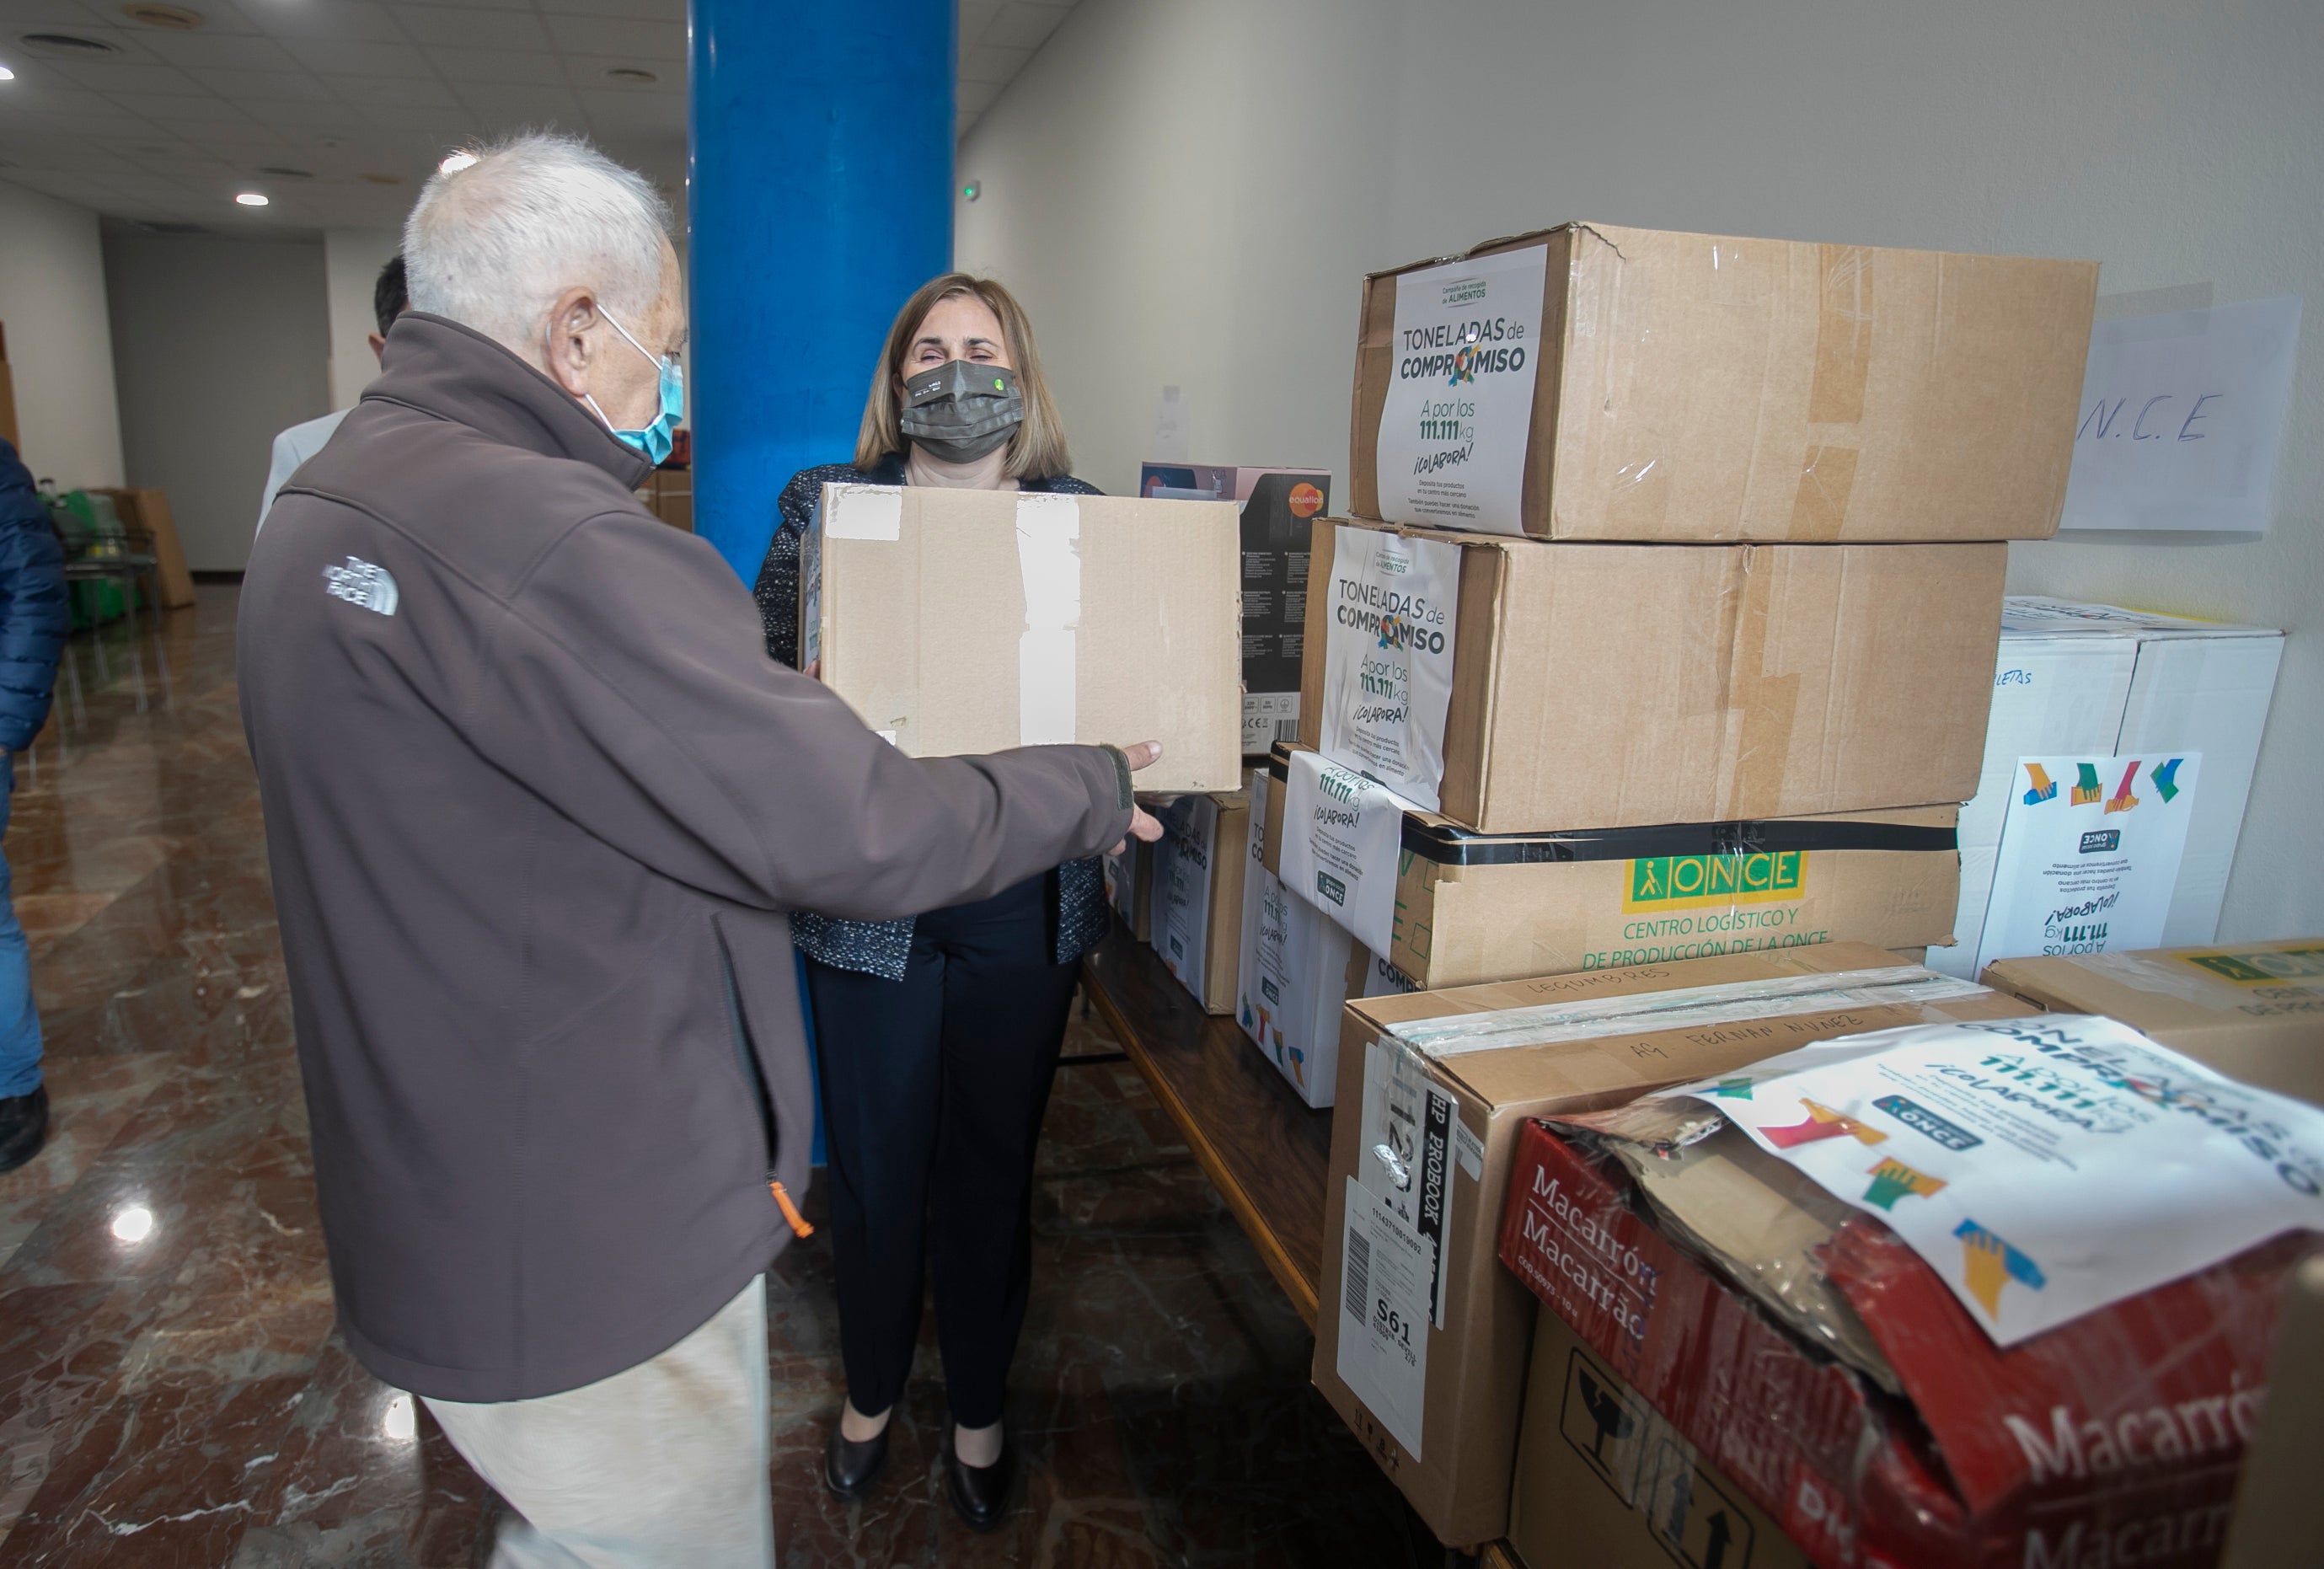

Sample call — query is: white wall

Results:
[959,0,2323,943]
[104,231,331,573]
[324,228,402,411]
[0,183,126,490]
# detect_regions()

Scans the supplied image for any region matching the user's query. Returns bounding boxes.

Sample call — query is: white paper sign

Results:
[1317,524,1461,810]
[1374,245,1549,534]
[1279,747,1412,956]
[1977,752,2201,975]
[1658,1015,2324,1345]
[1337,1039,1461,1455]
[2060,296,2302,533]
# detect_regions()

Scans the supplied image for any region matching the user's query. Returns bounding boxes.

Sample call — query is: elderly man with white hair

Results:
[238,133,1163,1566]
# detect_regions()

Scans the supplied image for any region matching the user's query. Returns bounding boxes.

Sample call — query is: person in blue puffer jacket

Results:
[0,437,69,1172]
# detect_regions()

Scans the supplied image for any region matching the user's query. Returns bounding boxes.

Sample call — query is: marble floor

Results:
[0,588,1443,1568]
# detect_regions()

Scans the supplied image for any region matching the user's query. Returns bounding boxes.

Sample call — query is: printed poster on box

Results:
[1374,246,1548,535]
[1975,752,2200,976]
[1316,523,1461,810]
[1657,1014,2324,1346]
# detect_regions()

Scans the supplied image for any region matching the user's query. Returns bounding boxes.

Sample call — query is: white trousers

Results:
[424,1274,776,1569]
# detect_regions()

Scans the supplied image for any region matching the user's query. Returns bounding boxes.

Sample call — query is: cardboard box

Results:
[1234,764,1353,1105]
[1150,788,1250,1014]
[1351,222,2097,543]
[801,483,1242,793]
[1499,1113,2307,1567]
[1509,1309,1810,1569]
[1930,599,2284,977]
[1260,746,1963,990]
[1312,944,2022,1545]
[1141,463,1332,756]
[0,322,19,452]
[1300,517,2005,832]
[1102,836,1154,941]
[1984,939,2324,1104]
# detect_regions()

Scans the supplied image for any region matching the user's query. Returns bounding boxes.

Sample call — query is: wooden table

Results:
[1084,929,1529,1566]
[1080,927,1334,1327]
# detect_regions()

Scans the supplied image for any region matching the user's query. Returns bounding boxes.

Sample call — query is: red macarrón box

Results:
[1497,1116,2305,1568]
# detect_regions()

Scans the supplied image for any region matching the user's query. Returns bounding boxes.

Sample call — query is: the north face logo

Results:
[324,556,399,616]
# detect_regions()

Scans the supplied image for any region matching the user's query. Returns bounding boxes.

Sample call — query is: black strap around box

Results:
[1266,743,1957,867]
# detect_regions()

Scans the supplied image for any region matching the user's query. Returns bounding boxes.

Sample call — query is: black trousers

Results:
[804,872,1080,1429]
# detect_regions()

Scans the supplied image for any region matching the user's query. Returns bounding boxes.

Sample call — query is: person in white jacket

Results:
[255,255,406,533]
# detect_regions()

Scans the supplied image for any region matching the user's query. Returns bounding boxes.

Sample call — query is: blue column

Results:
[688,0,956,582]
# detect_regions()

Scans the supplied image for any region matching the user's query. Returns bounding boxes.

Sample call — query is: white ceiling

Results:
[0,0,1073,234]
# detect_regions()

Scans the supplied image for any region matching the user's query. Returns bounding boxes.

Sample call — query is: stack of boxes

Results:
[1275,221,2101,1546]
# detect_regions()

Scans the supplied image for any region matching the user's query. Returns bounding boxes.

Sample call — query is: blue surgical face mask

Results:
[585,307,683,465]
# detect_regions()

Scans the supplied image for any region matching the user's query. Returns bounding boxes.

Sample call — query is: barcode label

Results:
[1273,716,1299,743]
[1344,1226,1372,1324]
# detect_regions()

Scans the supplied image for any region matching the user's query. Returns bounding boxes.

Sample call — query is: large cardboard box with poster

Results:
[1350,222,2096,543]
[801,482,1243,793]
[1930,597,2284,979]
[1296,517,2004,833]
[1985,937,2324,1105]
[1508,1308,1809,1569]
[1140,463,1333,755]
[1310,943,2021,1545]
[1257,745,1963,991]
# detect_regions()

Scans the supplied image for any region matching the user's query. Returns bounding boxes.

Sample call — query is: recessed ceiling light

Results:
[0,65,13,83]
[121,4,205,29]
[604,66,658,84]
[256,165,313,179]
[234,191,268,206]
[360,172,404,185]
[18,33,121,57]
[439,150,479,174]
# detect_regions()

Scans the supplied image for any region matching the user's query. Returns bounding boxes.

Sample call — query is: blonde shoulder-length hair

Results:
[854,273,1071,480]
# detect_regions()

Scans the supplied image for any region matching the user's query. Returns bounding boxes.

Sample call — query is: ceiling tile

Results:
[956,78,1001,114]
[356,104,469,136]
[238,97,371,131]
[960,44,1031,83]
[452,81,586,131]
[237,1,409,44]
[324,72,459,106]
[281,38,435,78]
[186,67,335,103]
[424,46,565,85]
[386,0,533,11]
[572,86,681,137]
[391,5,550,50]
[958,0,1004,48]
[538,0,684,19]
[35,60,204,94]
[127,93,265,124]
[560,54,678,93]
[985,3,1068,51]
[128,31,303,73]
[541,14,683,62]
[0,3,121,27]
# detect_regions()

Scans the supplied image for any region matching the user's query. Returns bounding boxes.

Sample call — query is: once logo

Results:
[1316,871,1347,907]
[1623,852,1805,913]
[2077,829,2121,854]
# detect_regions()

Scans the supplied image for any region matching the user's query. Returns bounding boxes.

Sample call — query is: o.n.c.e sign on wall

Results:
[2059,295,2301,533]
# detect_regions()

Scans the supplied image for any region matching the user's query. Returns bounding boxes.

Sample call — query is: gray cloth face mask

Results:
[899,360,1025,463]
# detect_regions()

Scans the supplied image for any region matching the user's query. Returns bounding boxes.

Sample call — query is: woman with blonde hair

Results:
[751,274,1101,1531]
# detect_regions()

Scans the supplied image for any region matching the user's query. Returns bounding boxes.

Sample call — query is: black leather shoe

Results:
[823,1419,887,1500]
[943,1423,1015,1532]
[0,1085,47,1175]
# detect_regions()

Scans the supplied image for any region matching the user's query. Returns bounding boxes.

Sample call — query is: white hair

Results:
[403,131,672,351]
